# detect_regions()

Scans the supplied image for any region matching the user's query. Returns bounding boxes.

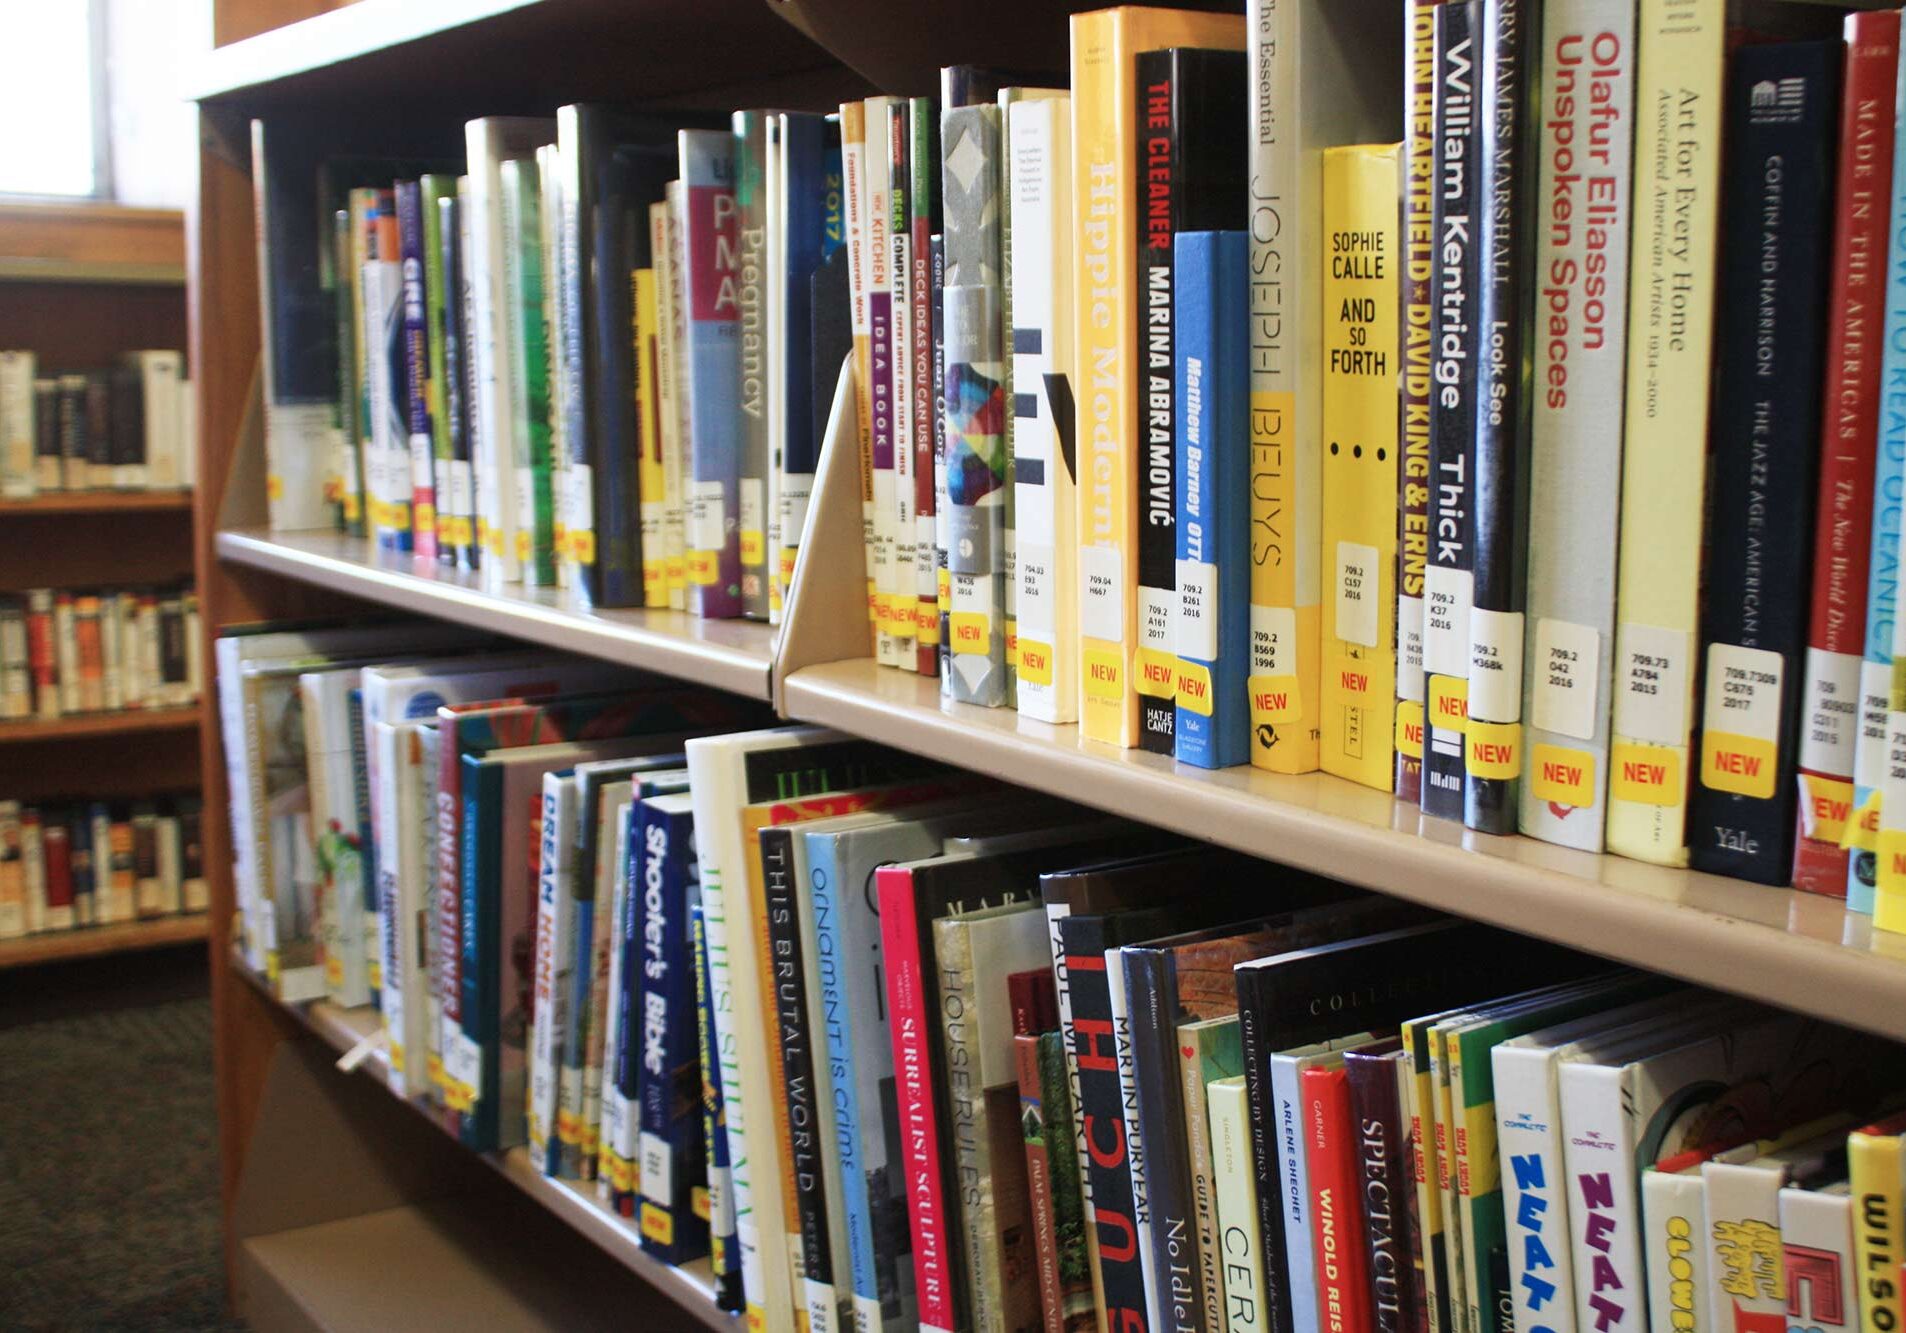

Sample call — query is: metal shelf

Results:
[781,656,1906,1041]
[216,527,775,700]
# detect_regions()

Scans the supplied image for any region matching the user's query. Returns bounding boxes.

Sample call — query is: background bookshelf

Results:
[187,0,1906,1328]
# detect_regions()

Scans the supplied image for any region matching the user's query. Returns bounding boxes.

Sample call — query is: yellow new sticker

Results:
[1083,648,1124,701]
[1844,790,1881,852]
[342,493,361,522]
[950,611,989,652]
[1876,829,1906,934]
[1176,660,1215,717]
[1018,637,1055,686]
[1249,674,1303,726]
[692,1185,711,1221]
[1395,699,1425,759]
[571,528,597,565]
[439,516,471,547]
[937,567,950,611]
[640,1202,675,1245]
[687,550,720,585]
[414,502,436,535]
[669,556,687,592]
[1797,773,1854,848]
[915,601,940,645]
[1610,741,1682,806]
[740,529,766,564]
[1530,743,1594,808]
[514,529,531,562]
[1135,647,1178,700]
[267,473,284,501]
[1700,731,1777,800]
[1428,675,1468,736]
[1466,720,1522,781]
[643,560,666,602]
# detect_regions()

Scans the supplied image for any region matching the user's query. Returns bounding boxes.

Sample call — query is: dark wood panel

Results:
[0,511,195,592]
[4,724,201,804]
[0,282,188,372]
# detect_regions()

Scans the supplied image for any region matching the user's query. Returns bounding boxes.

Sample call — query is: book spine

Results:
[933,233,952,684]
[1779,1184,1859,1329]
[1346,1050,1415,1332]
[875,865,957,1333]
[1019,1031,1066,1333]
[22,809,44,932]
[1180,1025,1235,1328]
[1305,1062,1374,1333]
[1320,145,1403,791]
[888,103,919,671]
[423,179,462,566]
[599,800,635,1205]
[839,102,880,651]
[503,159,557,587]
[26,590,56,719]
[1428,1027,1468,1331]
[1796,12,1901,894]
[41,817,72,932]
[396,180,438,562]
[736,112,772,620]
[1605,0,1727,862]
[1105,947,1162,1327]
[0,351,34,499]
[1245,0,1322,774]
[1689,39,1840,885]
[658,193,689,609]
[1272,1050,1329,1333]
[865,99,902,662]
[1009,97,1079,724]
[1236,968,1294,1333]
[1519,0,1637,852]
[528,774,572,1175]
[636,267,667,607]
[1850,1126,1906,1330]
[1698,1159,1795,1324]
[1211,1076,1269,1333]
[332,206,362,532]
[1422,0,1483,822]
[1854,47,1906,910]
[1492,1044,1577,1333]
[434,719,465,1131]
[910,97,940,676]
[692,898,747,1312]
[367,205,411,552]
[1558,1063,1651,1331]
[572,793,618,1180]
[455,764,498,1150]
[1135,52,1181,755]
[1123,949,1204,1333]
[1174,230,1252,769]
[1402,1020,1450,1333]
[942,103,1010,705]
[760,823,836,1325]
[935,915,1002,1332]
[1464,0,1540,833]
[1639,1167,1706,1333]
[679,131,745,618]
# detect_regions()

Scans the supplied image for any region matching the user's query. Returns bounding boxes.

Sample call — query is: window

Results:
[0,0,111,198]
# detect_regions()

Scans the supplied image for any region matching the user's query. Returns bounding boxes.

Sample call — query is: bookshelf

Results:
[0,705,201,744]
[186,0,1906,1328]
[0,914,208,970]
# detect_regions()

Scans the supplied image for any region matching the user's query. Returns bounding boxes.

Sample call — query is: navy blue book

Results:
[691,896,745,1311]
[1173,231,1250,768]
[632,791,710,1263]
[1688,39,1841,884]
[778,113,835,596]
[394,179,434,560]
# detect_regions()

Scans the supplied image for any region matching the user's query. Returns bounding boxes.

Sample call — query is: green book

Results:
[500,156,556,587]
[331,205,361,534]
[421,174,458,538]
[1033,1029,1094,1331]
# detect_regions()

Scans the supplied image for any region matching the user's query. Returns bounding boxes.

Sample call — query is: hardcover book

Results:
[1688,38,1840,884]
[679,129,745,618]
[908,96,941,674]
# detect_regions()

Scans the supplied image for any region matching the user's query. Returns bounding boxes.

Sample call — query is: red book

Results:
[24,593,56,718]
[1794,9,1903,894]
[876,861,959,1333]
[1009,966,1058,1037]
[1016,1030,1066,1333]
[905,107,939,677]
[1305,1060,1374,1333]
[41,816,72,932]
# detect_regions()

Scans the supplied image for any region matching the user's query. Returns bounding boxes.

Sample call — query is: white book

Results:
[1780,1180,1858,1330]
[54,595,78,716]
[361,247,406,550]
[1209,1075,1266,1333]
[862,96,901,667]
[465,116,556,586]
[1271,1034,1375,1333]
[841,105,879,654]
[123,350,185,490]
[177,378,196,489]
[1702,1129,1851,1326]
[652,196,688,613]
[299,667,375,1009]
[0,803,22,939]
[98,594,121,713]
[373,719,438,1098]
[765,116,787,628]
[1639,1150,1734,1333]
[528,770,578,1174]
[0,607,26,719]
[89,807,115,925]
[0,350,34,499]
[595,790,636,1202]
[1007,96,1077,723]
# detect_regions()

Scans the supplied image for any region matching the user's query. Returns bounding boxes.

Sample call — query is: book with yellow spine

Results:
[634,267,667,608]
[839,101,878,651]
[1848,1112,1906,1332]
[1071,6,1246,749]
[1320,143,1402,791]
[1246,0,1402,774]
[1604,0,1729,865]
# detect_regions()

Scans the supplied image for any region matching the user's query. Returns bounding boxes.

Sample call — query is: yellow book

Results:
[1429,1019,1469,1330]
[1071,6,1246,747]
[1320,143,1402,790]
[633,267,667,607]
[1401,1013,1449,1333]
[1605,0,1729,865]
[650,201,688,610]
[1849,1115,1906,1331]
[840,100,881,651]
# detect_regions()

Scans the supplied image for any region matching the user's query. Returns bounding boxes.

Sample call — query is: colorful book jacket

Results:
[842,100,887,660]
[1853,43,1906,910]
[678,129,745,618]
[528,772,579,1174]
[1422,1,1482,822]
[427,176,477,569]
[1136,49,1248,755]
[1319,144,1402,791]
[884,99,920,670]
[499,157,556,586]
[1027,1027,1096,1333]
[1007,95,1079,725]
[692,897,746,1311]
[942,100,1010,705]
[1174,230,1251,769]
[1519,0,1636,851]
[1687,39,1839,885]
[734,111,774,621]
[394,179,437,561]
[1796,14,1900,894]
[909,96,941,676]
[1304,1057,1377,1333]
[1071,7,1246,749]
[1344,1045,1418,1332]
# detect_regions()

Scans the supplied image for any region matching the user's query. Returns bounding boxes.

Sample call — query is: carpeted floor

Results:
[0,950,240,1331]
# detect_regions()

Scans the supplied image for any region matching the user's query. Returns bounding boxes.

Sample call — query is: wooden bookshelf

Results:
[0,705,200,744]
[0,491,193,515]
[0,204,187,286]
[0,915,208,969]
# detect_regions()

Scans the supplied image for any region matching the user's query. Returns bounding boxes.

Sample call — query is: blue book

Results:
[678,129,744,618]
[394,179,436,560]
[691,895,745,1312]
[1852,55,1906,910]
[458,753,505,1151]
[1172,231,1250,768]
[633,791,711,1264]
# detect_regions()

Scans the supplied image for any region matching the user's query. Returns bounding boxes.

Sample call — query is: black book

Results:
[812,244,853,457]
[1235,919,1594,1333]
[437,192,476,570]
[32,379,57,491]
[67,808,94,924]
[1422,0,1483,823]
[83,373,111,487]
[1343,1042,1417,1333]
[1133,47,1248,757]
[1688,39,1840,884]
[758,822,839,1323]
[1463,0,1539,834]
[108,365,145,489]
[555,106,682,610]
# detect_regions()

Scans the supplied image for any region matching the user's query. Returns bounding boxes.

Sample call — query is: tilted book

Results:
[734,111,774,621]
[678,129,745,618]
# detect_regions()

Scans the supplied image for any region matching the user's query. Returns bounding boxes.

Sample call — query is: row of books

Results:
[209,621,1906,1333]
[0,584,201,721]
[0,350,194,497]
[0,795,207,938]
